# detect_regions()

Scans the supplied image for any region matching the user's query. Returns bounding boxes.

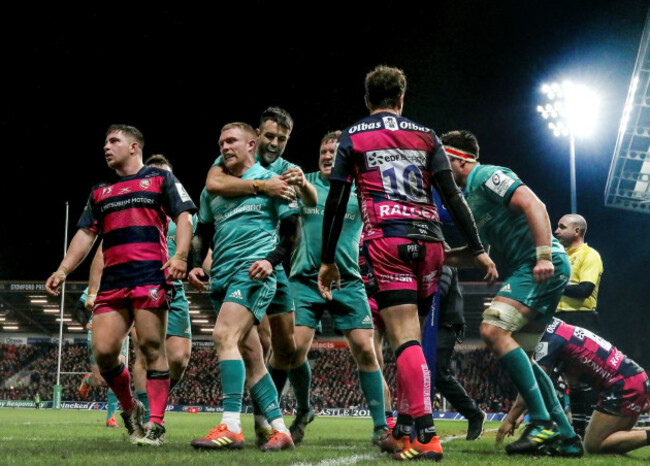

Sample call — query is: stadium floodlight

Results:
[537,80,600,213]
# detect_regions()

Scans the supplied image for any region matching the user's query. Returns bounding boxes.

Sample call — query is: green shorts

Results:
[87,329,129,366]
[496,252,571,324]
[167,283,191,339]
[290,276,373,331]
[209,267,277,323]
[266,267,295,317]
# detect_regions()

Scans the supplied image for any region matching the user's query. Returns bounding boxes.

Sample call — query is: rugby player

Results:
[284,130,388,444]
[188,122,297,452]
[498,318,650,455]
[318,66,497,461]
[441,129,578,455]
[45,124,196,447]
[84,154,197,426]
[204,107,316,442]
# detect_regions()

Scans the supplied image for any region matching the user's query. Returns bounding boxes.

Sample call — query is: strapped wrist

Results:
[536,245,552,261]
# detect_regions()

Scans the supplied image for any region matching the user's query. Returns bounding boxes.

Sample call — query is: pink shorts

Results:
[364,237,444,299]
[597,371,650,418]
[93,285,169,315]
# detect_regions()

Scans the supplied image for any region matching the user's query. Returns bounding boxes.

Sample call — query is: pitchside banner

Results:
[0,400,509,421]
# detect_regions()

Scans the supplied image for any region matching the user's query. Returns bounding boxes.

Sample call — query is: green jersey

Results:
[199,163,299,280]
[212,154,298,175]
[464,164,564,269]
[290,172,363,279]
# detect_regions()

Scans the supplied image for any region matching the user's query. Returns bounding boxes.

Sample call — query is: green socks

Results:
[359,370,388,430]
[288,361,312,413]
[251,372,283,422]
[106,389,118,419]
[220,359,246,414]
[499,348,550,422]
[532,362,576,437]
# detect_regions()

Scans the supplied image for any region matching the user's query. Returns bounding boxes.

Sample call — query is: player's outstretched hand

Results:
[263,176,296,201]
[474,252,498,287]
[188,267,208,292]
[318,263,340,301]
[249,260,273,281]
[533,259,554,283]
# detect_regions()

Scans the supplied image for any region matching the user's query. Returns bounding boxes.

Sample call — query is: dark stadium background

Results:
[1,2,649,366]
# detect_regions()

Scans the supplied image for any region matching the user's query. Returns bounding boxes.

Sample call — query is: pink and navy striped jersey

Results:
[330,112,450,242]
[77,166,197,291]
[535,318,644,390]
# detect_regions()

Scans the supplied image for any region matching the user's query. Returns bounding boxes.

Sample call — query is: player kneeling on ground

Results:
[498,318,650,456]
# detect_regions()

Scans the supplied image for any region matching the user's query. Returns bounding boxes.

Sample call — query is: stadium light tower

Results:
[537,81,599,213]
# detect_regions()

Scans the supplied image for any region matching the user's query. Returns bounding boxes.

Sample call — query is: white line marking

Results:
[290,428,500,466]
[291,454,376,466]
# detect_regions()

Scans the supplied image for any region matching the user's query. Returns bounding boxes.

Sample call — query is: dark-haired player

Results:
[318,66,497,461]
[442,129,577,456]
[498,318,650,455]
[45,124,196,446]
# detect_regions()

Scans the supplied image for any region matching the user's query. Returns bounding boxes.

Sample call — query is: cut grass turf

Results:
[0,408,648,465]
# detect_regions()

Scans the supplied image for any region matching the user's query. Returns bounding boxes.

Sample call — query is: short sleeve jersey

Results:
[198,163,299,280]
[290,172,363,280]
[557,243,603,312]
[77,166,197,291]
[464,164,564,269]
[535,318,644,390]
[330,112,449,242]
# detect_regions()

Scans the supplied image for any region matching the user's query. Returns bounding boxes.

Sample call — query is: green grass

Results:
[0,409,648,465]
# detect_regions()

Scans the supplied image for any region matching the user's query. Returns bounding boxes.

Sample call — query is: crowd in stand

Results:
[0,341,517,413]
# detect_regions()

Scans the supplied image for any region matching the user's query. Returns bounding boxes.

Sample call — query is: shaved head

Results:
[561,214,587,237]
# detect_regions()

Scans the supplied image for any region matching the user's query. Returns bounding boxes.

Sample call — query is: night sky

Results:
[1,2,649,361]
